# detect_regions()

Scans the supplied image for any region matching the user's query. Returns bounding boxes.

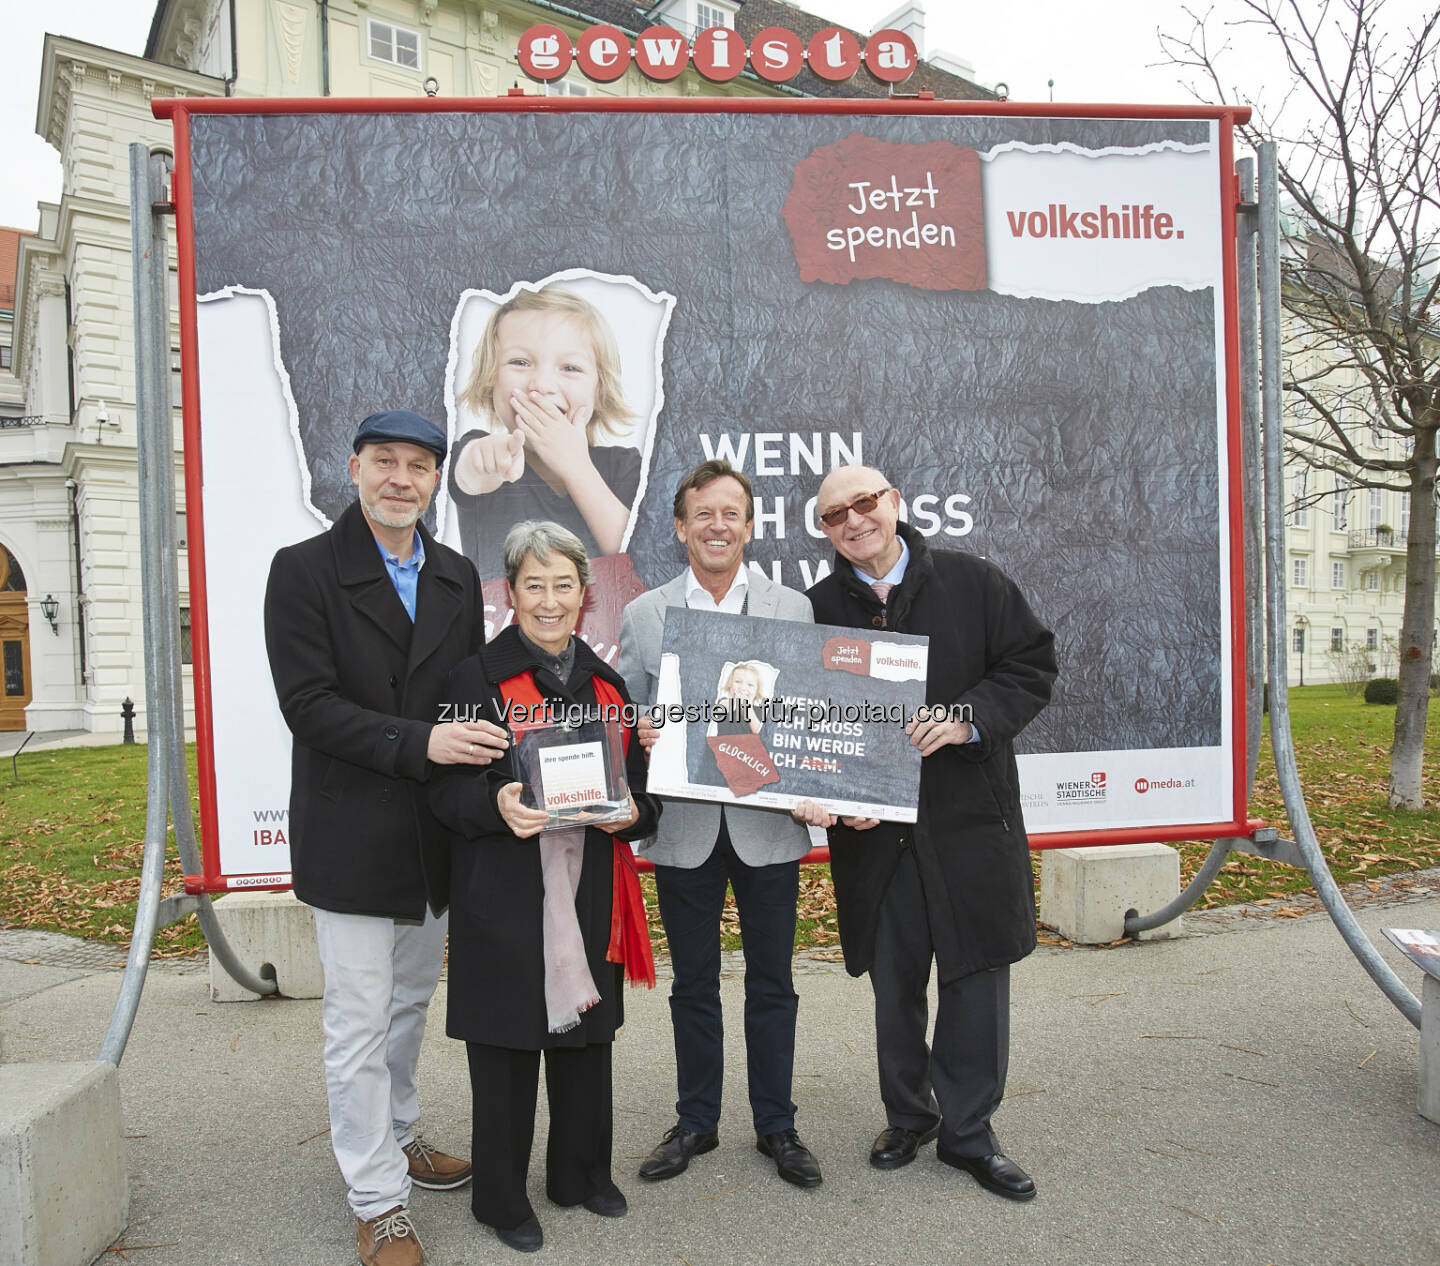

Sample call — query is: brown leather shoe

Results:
[357,1206,424,1266]
[402,1133,473,1190]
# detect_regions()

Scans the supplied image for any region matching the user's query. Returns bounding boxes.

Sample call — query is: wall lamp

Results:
[40,594,60,635]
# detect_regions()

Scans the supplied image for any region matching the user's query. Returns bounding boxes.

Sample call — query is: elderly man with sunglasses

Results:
[806,464,1057,1201]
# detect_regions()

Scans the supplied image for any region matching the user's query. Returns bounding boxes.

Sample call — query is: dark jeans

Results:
[654,816,800,1136]
[465,1041,613,1232]
[870,846,1011,1158]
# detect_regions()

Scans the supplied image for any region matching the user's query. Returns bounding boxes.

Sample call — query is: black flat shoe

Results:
[581,1182,628,1218]
[869,1122,941,1170]
[756,1128,823,1188]
[494,1215,544,1252]
[937,1147,1037,1201]
[638,1124,719,1180]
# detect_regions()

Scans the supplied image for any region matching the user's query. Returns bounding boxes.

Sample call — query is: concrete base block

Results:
[0,1062,128,1266]
[208,890,323,1002]
[1421,976,1440,1125]
[1040,843,1182,944]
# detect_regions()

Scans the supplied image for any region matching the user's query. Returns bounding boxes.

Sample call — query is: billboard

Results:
[155,97,1248,891]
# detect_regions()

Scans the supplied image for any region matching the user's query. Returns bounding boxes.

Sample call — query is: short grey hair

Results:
[503,520,593,588]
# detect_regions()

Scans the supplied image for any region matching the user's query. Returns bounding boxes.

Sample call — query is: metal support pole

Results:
[100,146,276,1067]
[1236,156,1265,789]
[1255,142,1419,1028]
[100,146,178,1065]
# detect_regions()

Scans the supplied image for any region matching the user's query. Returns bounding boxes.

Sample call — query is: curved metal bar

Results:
[169,749,276,997]
[1125,837,1234,934]
[1255,143,1418,1029]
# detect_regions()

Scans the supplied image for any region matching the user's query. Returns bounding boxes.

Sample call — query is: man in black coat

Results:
[806,464,1057,1202]
[264,410,508,1266]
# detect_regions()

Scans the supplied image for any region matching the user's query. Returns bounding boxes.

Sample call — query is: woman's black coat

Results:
[429,626,659,1050]
[807,522,1057,984]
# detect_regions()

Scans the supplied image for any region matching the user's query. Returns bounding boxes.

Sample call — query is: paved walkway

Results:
[3,889,1438,1266]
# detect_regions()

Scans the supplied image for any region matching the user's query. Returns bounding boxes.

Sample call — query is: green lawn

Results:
[1,684,1434,953]
[1174,684,1440,907]
[0,744,204,954]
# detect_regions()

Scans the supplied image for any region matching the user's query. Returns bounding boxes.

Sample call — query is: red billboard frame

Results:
[153,94,1252,893]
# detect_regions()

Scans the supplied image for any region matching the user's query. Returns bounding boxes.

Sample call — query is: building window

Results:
[1368,489,1383,530]
[1330,627,1344,652]
[545,79,589,96]
[1331,561,1345,589]
[1366,628,1378,651]
[1289,470,1308,526]
[2,640,23,697]
[180,606,192,666]
[1364,569,1379,591]
[368,19,420,69]
[0,345,11,371]
[697,2,733,28]
[1291,556,1307,587]
[1292,626,1305,655]
[1332,477,1349,530]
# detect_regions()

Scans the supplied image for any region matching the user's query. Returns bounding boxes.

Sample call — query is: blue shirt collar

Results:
[853,536,909,588]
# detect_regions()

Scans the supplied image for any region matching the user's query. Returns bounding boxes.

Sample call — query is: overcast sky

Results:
[1,0,1432,230]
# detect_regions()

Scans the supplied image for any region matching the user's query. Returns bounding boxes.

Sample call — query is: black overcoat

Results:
[263,500,485,919]
[807,522,1058,984]
[430,627,660,1051]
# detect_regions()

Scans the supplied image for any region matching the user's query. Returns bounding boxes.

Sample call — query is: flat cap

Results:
[352,409,447,463]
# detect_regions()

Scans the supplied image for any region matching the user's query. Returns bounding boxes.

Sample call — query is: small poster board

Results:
[1382,928,1440,981]
[512,719,632,831]
[648,608,928,822]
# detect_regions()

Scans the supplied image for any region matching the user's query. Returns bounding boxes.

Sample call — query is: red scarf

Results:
[497,670,656,990]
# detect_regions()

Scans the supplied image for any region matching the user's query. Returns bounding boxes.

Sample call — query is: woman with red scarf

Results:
[430,520,659,1254]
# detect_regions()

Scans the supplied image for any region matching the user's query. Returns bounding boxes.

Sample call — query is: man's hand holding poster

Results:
[647,608,928,822]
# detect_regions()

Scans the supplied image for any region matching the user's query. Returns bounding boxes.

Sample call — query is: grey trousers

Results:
[869,846,1011,1158]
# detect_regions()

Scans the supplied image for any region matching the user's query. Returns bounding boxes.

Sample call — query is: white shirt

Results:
[683,565,748,614]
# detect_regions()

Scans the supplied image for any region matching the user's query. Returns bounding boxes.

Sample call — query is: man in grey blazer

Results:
[618,459,827,1190]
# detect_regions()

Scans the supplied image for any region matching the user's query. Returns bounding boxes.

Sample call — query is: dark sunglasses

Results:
[818,488,891,528]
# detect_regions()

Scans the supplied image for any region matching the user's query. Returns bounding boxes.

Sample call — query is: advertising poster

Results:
[647,608,927,821]
[162,99,1245,887]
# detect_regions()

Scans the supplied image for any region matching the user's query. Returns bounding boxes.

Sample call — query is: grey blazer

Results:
[617,569,815,869]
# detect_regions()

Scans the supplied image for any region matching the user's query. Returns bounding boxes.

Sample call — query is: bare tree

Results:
[1163,0,1440,808]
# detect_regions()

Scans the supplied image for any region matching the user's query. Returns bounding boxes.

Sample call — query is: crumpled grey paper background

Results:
[190,110,1224,754]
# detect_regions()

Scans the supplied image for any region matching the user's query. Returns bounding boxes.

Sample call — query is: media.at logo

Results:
[1135,777,1149,794]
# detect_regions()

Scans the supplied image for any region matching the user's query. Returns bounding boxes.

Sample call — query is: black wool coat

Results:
[807,521,1058,984]
[263,500,485,919]
[430,626,660,1051]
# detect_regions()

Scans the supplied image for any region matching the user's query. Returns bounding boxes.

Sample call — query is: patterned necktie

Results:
[870,581,894,602]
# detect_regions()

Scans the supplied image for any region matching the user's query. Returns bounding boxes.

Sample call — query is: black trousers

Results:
[653,816,800,1136]
[870,847,1010,1158]
[465,1041,613,1232]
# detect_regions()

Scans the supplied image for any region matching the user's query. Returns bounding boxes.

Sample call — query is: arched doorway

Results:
[0,545,33,731]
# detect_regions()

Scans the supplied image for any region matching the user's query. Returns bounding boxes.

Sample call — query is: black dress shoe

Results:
[937,1147,1037,1201]
[494,1215,544,1252]
[581,1181,628,1218]
[870,1122,941,1170]
[638,1124,718,1180]
[756,1128,823,1188]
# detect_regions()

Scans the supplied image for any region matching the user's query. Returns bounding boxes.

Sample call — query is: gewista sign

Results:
[516,23,918,86]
